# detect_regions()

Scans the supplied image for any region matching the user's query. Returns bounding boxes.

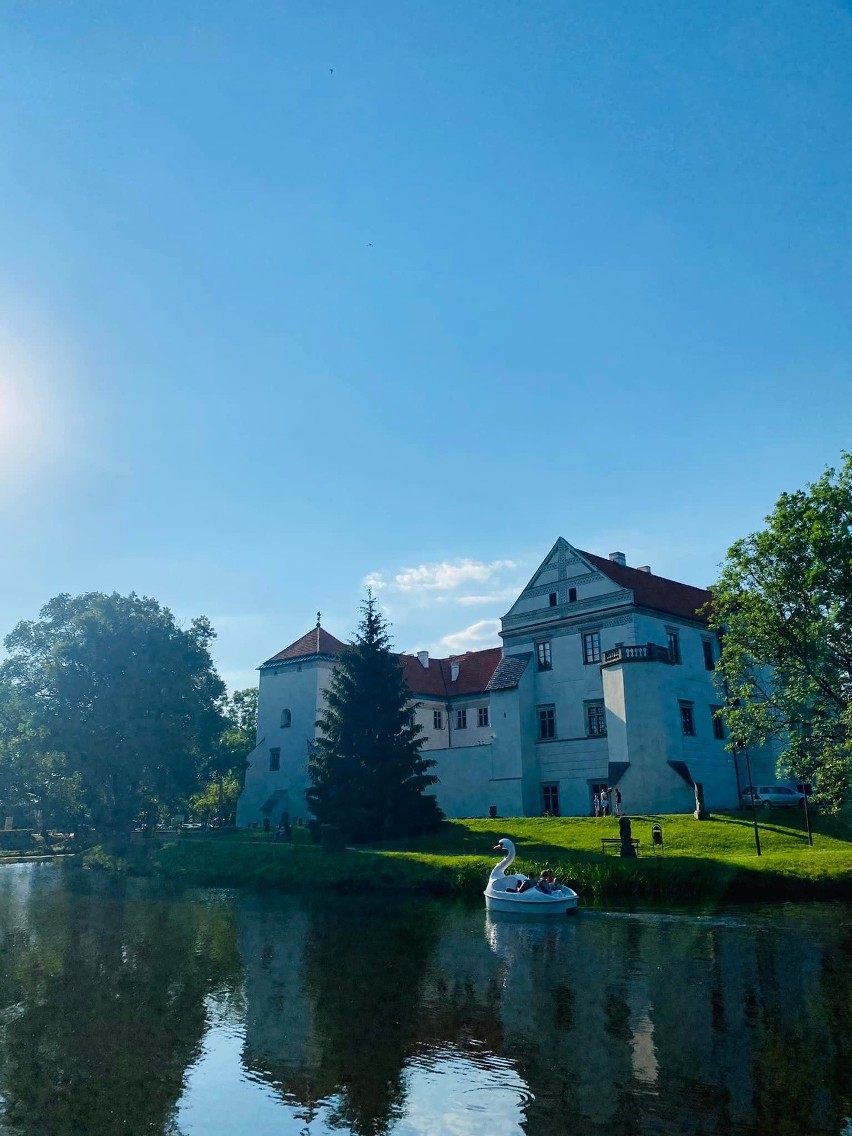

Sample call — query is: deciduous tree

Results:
[192,686,258,823]
[710,454,852,808]
[0,592,226,844]
[306,595,443,841]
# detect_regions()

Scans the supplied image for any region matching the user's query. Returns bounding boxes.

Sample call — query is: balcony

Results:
[602,643,674,666]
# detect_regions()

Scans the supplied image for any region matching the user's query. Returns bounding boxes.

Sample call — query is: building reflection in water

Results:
[0,864,849,1136]
[230,895,852,1136]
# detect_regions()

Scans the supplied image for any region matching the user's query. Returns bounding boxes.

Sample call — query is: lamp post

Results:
[741,741,761,857]
[797,781,814,847]
[719,646,761,858]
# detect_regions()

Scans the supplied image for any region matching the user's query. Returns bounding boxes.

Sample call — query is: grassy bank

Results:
[116,810,852,903]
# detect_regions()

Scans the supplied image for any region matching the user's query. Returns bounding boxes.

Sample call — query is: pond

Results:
[0,862,849,1136]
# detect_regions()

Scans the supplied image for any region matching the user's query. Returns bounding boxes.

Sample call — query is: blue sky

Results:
[1,0,850,690]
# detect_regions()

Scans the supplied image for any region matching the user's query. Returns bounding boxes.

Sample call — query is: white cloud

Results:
[363,558,521,596]
[362,572,388,591]
[439,619,501,653]
[455,588,521,606]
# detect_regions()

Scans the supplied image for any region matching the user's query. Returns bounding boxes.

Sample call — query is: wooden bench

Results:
[600,838,640,856]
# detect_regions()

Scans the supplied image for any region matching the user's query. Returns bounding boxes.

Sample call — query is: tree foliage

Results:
[306,596,443,841]
[710,455,852,809]
[0,592,227,840]
[192,686,257,822]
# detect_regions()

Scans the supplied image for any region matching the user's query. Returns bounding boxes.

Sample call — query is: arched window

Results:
[280,708,292,728]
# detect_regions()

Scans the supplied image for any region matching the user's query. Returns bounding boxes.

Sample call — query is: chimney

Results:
[450,660,460,682]
[416,650,429,669]
[637,565,652,574]
[609,551,627,567]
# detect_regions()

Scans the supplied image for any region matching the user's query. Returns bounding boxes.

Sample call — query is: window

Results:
[711,706,725,740]
[478,706,489,728]
[667,630,681,664]
[542,783,560,816]
[586,703,607,737]
[680,703,695,736]
[536,641,552,670]
[280,708,291,728]
[456,709,467,730]
[269,748,281,772]
[433,709,443,730]
[568,587,577,602]
[538,705,556,739]
[703,640,715,670]
[549,592,557,607]
[583,631,601,664]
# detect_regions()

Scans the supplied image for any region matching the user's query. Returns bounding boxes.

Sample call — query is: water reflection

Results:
[0,864,849,1136]
[237,894,443,1134]
[0,863,241,1136]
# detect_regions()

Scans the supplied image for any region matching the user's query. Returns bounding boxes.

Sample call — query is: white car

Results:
[741,785,805,809]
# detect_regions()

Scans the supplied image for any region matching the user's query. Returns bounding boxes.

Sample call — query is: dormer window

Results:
[280,709,292,728]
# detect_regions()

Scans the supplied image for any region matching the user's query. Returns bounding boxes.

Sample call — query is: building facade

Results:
[236,538,777,827]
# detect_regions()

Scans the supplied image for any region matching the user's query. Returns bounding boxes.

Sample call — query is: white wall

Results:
[413,698,493,750]
[236,657,335,827]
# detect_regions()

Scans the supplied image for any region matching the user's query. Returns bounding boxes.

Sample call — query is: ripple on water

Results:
[400,1045,531,1134]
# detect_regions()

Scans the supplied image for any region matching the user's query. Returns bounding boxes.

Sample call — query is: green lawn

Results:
[366,810,852,899]
[123,809,852,902]
[376,809,851,861]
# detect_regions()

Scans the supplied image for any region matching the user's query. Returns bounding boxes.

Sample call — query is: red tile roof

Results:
[579,551,711,623]
[400,647,503,699]
[262,626,347,666]
[263,625,502,698]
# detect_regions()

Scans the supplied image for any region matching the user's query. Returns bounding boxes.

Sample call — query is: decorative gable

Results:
[502,538,632,634]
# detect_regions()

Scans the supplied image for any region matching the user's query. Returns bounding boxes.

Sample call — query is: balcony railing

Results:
[602,643,674,666]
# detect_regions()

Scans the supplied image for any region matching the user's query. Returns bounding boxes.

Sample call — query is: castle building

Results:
[236,538,776,827]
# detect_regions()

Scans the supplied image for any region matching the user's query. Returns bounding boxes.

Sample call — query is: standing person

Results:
[600,787,609,816]
[614,788,623,816]
[593,793,601,818]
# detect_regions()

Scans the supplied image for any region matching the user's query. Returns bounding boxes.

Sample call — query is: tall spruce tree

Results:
[306,595,443,841]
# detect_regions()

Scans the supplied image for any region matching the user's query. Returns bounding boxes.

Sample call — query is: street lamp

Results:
[739,740,761,857]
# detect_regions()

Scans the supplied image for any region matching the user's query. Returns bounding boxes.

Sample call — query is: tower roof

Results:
[261,625,346,666]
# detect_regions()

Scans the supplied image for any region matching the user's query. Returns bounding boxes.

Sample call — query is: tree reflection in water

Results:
[0,866,850,1136]
[0,864,241,1136]
[237,893,442,1136]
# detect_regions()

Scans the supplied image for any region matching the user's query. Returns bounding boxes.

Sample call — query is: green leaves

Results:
[710,453,852,810]
[0,592,228,840]
[307,594,443,842]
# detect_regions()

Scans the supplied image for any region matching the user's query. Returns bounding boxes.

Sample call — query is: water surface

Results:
[0,862,849,1135]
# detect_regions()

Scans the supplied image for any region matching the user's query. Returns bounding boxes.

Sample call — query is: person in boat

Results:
[506,877,536,893]
[537,869,557,894]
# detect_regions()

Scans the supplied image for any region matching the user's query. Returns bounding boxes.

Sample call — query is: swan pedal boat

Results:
[484,838,578,915]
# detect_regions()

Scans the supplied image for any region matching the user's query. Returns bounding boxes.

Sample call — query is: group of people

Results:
[593,787,622,817]
[506,868,560,895]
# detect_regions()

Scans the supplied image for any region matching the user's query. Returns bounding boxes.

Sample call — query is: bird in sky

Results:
[329,68,333,75]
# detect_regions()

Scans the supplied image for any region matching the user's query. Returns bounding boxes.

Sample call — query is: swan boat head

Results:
[490,837,519,882]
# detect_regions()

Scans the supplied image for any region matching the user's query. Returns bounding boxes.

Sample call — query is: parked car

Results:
[741,785,805,809]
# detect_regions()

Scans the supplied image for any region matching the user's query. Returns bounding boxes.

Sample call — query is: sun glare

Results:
[0,333,64,495]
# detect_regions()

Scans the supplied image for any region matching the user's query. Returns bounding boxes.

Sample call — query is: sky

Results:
[1,0,851,691]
